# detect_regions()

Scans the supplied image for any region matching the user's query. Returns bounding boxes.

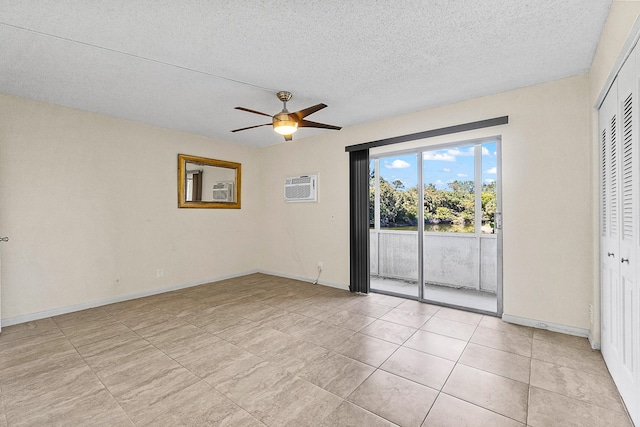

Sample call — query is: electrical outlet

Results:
[589,304,594,324]
[156,268,164,278]
[318,261,323,271]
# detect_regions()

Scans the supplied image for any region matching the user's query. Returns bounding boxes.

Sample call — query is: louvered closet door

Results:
[601,44,640,425]
[600,78,621,377]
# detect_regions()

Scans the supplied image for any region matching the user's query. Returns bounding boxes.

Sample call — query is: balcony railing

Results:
[370,229,497,293]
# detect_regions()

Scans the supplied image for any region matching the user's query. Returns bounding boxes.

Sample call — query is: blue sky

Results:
[374,141,497,190]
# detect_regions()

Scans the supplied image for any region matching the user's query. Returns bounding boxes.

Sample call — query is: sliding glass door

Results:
[369,153,420,297]
[422,140,500,313]
[370,137,502,314]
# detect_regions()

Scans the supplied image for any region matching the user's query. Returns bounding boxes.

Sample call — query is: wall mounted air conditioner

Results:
[284,175,317,202]
[212,181,234,202]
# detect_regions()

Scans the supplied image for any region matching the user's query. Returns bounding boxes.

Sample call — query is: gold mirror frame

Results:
[178,154,241,209]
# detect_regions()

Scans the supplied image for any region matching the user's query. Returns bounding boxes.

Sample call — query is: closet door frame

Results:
[599,41,640,425]
[600,79,620,372]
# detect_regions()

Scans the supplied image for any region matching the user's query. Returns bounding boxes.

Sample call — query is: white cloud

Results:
[485,167,497,174]
[485,178,495,183]
[426,146,493,162]
[447,148,474,157]
[385,159,410,169]
[435,179,444,184]
[443,168,451,172]
[424,152,455,161]
[457,173,467,177]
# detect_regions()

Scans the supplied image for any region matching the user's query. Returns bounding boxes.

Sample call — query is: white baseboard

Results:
[588,333,601,350]
[1,269,259,328]
[256,269,349,291]
[502,313,599,350]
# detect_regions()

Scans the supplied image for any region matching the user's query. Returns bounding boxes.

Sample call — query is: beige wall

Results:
[588,1,640,344]
[0,93,259,320]
[259,75,594,332]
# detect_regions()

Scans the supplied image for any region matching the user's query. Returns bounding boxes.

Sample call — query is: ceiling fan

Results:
[231,91,342,141]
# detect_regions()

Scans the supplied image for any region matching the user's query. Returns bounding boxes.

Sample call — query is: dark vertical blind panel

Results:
[349,149,370,293]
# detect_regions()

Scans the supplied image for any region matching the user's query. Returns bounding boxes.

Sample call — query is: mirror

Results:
[178,154,241,209]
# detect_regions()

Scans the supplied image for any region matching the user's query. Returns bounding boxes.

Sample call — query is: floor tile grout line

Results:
[436,315,481,391]
[184,294,415,424]
[388,313,523,426]
[454,323,535,385]
[447,334,531,424]
[79,297,278,425]
[50,323,138,426]
[127,302,277,424]
[125,305,351,426]
[421,389,440,426]
[527,376,631,417]
[439,390,529,425]
[528,383,633,421]
[75,304,258,424]
[357,310,463,426]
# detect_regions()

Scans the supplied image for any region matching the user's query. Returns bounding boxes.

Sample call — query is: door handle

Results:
[621,258,629,264]
[495,212,502,230]
[607,252,615,257]
[0,237,8,242]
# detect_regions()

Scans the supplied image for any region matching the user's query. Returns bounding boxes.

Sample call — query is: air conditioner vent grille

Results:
[284,175,317,202]
[286,185,311,199]
[289,176,312,185]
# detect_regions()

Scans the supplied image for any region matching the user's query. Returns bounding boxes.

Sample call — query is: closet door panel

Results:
[609,43,639,424]
[600,80,621,366]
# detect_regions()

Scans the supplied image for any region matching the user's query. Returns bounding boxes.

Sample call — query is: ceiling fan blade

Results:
[231,123,271,132]
[284,134,293,141]
[235,107,273,118]
[292,103,327,120]
[298,119,342,130]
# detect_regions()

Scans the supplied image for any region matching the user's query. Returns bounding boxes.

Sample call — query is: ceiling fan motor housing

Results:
[273,111,298,135]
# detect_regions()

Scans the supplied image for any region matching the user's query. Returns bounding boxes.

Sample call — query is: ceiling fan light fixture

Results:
[273,112,298,135]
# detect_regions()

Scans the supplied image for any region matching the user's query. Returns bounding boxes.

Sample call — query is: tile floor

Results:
[0,273,633,426]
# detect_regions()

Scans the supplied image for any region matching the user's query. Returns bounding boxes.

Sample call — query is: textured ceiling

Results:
[0,1,611,147]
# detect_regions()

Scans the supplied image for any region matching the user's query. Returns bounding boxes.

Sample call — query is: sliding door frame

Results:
[368,136,503,316]
[346,116,508,309]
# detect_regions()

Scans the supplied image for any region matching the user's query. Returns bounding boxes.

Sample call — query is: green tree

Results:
[379,178,404,226]
[372,178,487,232]
[401,187,418,224]
[481,182,496,227]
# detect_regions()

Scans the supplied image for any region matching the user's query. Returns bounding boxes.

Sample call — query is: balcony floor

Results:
[371,276,498,314]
